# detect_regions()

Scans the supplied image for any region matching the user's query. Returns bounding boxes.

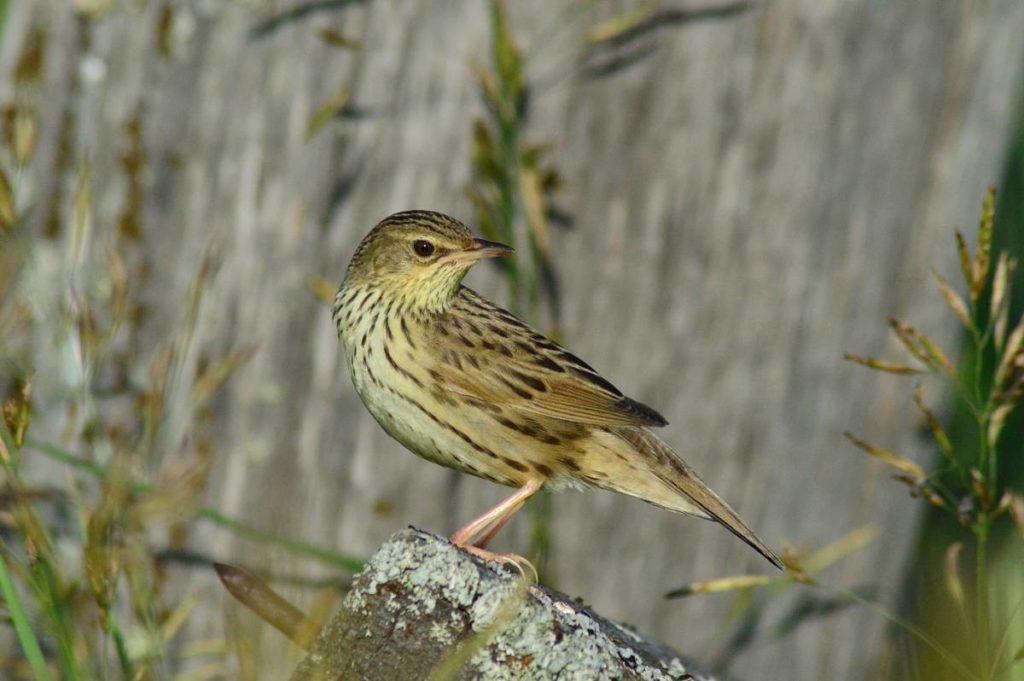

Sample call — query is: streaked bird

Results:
[332,210,782,570]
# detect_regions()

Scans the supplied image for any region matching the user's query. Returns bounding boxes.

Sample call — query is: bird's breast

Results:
[335,293,459,467]
[335,290,394,404]
[333,288,579,488]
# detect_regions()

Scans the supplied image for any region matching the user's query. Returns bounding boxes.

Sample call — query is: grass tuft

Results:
[844,189,1024,680]
[467,0,567,584]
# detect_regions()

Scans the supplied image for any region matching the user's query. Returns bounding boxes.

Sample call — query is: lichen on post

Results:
[290,528,712,681]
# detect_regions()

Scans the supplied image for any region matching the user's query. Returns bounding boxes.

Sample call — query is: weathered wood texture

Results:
[3,0,1024,679]
[291,528,711,681]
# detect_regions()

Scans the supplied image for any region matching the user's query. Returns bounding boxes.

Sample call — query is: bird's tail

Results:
[594,426,784,569]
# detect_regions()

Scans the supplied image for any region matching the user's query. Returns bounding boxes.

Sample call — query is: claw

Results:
[459,544,538,583]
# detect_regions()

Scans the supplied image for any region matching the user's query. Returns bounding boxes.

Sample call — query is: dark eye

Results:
[413,240,435,258]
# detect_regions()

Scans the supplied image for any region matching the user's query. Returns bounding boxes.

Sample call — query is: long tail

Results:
[601,427,784,569]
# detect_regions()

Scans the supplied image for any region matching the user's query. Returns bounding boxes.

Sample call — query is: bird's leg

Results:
[450,479,542,576]
[450,478,542,547]
[471,508,517,550]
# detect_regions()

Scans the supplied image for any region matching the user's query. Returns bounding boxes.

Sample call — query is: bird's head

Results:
[343,211,512,314]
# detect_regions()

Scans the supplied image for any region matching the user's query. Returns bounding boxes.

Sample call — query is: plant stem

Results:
[104,606,133,678]
[195,506,364,572]
[976,515,991,680]
[25,438,365,572]
[490,0,523,312]
[0,544,54,681]
[485,0,554,576]
[827,581,979,681]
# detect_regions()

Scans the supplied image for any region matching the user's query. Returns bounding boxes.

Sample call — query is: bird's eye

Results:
[413,240,435,258]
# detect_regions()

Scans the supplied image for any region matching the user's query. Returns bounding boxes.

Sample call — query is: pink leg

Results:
[450,479,543,549]
[472,508,517,550]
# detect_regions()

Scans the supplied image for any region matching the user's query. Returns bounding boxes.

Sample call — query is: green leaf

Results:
[843,353,924,375]
[943,543,965,608]
[318,28,362,50]
[0,167,15,232]
[970,188,995,301]
[993,255,1018,352]
[305,84,350,141]
[913,386,953,460]
[933,269,972,328]
[586,2,659,44]
[844,431,927,482]
[955,230,972,290]
[987,403,1013,447]
[888,318,953,376]
[994,313,1024,390]
[25,438,366,572]
[0,548,54,681]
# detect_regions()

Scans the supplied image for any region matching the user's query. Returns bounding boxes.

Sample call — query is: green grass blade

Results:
[25,438,365,572]
[195,507,364,572]
[0,545,54,681]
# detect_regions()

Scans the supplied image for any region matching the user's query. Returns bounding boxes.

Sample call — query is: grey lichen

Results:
[290,528,715,681]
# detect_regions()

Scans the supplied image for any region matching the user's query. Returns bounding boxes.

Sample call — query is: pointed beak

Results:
[470,238,514,258]
[444,238,514,264]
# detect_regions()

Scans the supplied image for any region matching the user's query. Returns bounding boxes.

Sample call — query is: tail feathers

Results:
[606,427,784,570]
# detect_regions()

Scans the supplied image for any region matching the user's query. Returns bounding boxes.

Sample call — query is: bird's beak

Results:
[445,238,514,264]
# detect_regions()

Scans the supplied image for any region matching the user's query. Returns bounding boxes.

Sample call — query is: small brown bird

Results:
[333,210,782,569]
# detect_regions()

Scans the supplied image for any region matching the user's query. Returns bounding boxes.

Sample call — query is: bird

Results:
[332,210,782,570]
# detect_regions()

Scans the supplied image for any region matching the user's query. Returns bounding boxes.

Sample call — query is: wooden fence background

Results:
[3,0,1024,678]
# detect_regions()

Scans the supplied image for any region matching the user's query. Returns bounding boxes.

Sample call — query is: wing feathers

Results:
[608,427,783,569]
[431,289,667,428]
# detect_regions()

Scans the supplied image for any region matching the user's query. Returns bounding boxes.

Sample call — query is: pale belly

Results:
[342,315,532,486]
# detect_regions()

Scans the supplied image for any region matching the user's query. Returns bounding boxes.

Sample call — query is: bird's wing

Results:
[425,289,668,428]
[602,427,783,569]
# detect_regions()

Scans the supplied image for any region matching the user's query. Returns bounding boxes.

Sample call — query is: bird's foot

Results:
[456,542,538,583]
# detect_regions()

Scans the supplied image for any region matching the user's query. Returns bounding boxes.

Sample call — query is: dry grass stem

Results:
[215,563,310,648]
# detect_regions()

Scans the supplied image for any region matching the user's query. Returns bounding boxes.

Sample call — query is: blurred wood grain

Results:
[3,0,1023,678]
